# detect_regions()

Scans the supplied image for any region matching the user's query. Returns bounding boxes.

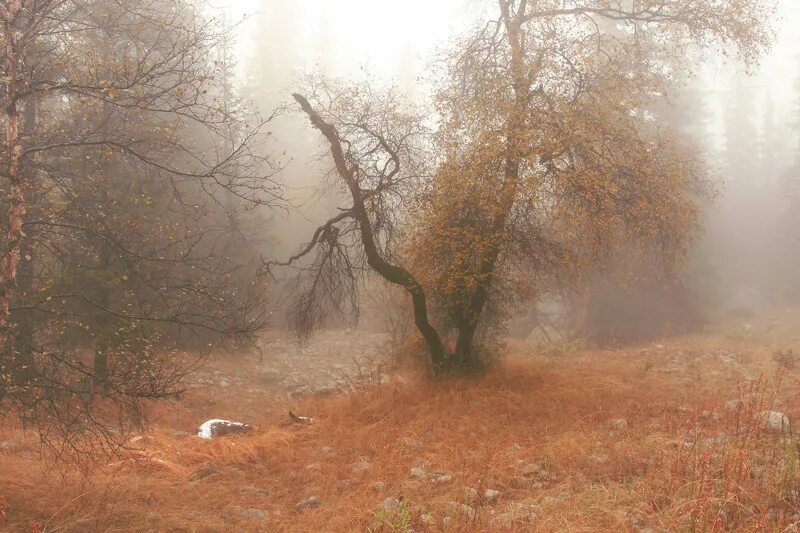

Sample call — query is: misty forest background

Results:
[1,0,799,455]
[242,0,800,314]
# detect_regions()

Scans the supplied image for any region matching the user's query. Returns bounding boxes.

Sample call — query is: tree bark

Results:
[11,98,36,377]
[1,0,26,357]
[452,0,529,367]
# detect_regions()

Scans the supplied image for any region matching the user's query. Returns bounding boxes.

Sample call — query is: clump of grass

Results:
[3,337,800,531]
[653,374,800,531]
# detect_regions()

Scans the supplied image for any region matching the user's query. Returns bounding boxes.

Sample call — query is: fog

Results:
[216,1,800,337]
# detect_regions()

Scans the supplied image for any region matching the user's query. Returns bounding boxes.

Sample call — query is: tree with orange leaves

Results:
[281,0,774,375]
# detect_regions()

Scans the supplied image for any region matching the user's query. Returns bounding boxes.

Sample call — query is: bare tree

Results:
[0,0,282,458]
[264,81,448,372]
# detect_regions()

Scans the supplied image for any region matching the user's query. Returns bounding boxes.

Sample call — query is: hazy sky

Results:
[222,0,799,85]
[219,0,800,149]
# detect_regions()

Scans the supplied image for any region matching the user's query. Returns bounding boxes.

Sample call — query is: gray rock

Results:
[378,497,401,512]
[318,446,335,457]
[334,478,359,490]
[398,437,423,450]
[351,456,372,472]
[420,513,436,526]
[371,481,387,492]
[401,479,423,491]
[484,488,502,503]
[197,419,253,439]
[609,418,628,431]
[761,410,791,433]
[725,399,743,411]
[233,507,269,521]
[239,485,270,497]
[188,461,218,481]
[491,501,541,529]
[446,501,476,521]
[295,496,320,511]
[520,461,546,477]
[463,487,478,503]
[409,466,427,478]
[430,471,453,484]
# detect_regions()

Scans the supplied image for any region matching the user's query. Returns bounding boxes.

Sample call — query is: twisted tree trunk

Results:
[293,93,449,374]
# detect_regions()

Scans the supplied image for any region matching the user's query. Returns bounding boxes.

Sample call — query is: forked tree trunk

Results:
[451,0,529,369]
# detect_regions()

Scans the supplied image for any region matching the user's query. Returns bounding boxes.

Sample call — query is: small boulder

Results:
[378,497,401,513]
[351,456,372,472]
[609,419,628,432]
[409,466,427,479]
[429,471,453,484]
[295,496,320,511]
[446,501,476,521]
[398,437,423,450]
[187,461,218,481]
[231,507,269,522]
[484,488,502,503]
[724,399,743,411]
[761,410,791,433]
[197,419,253,439]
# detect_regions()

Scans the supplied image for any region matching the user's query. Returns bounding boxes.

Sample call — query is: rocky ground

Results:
[187,329,394,398]
[4,311,800,531]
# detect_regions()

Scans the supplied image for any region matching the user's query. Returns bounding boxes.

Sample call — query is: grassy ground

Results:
[3,311,800,531]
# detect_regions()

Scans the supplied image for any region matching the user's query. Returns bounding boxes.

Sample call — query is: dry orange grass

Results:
[2,329,800,531]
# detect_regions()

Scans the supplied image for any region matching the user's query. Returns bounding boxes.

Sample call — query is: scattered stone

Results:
[295,496,320,511]
[318,446,335,457]
[239,485,270,497]
[520,461,546,477]
[463,487,479,503]
[188,461,218,481]
[370,481,387,493]
[409,466,427,478]
[288,411,314,424]
[761,410,791,433]
[701,435,727,448]
[351,456,372,472]
[420,513,436,526]
[401,479,423,491]
[429,471,453,484]
[484,488,502,503]
[446,501,476,521]
[334,478,360,490]
[725,399,743,411]
[313,382,338,395]
[287,384,310,397]
[197,419,253,439]
[398,437,423,450]
[491,501,541,529]
[230,507,269,522]
[609,418,629,431]
[378,497,401,512]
